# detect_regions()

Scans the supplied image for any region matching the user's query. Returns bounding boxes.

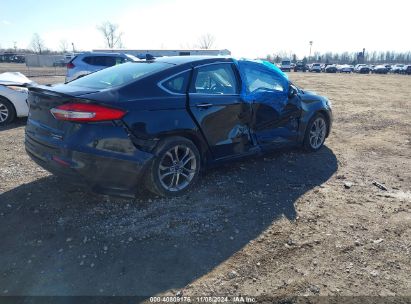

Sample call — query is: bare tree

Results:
[59,39,69,53]
[30,33,46,54]
[198,33,215,49]
[97,21,124,48]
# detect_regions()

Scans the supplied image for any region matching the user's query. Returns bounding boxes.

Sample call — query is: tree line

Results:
[0,21,216,55]
[265,50,411,65]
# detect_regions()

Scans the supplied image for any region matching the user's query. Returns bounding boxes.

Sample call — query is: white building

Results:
[92,49,231,59]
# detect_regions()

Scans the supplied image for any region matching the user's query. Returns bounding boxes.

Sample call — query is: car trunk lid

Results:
[26,85,99,141]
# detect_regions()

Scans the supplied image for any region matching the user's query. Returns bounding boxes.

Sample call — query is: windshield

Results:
[281,61,291,65]
[66,61,172,89]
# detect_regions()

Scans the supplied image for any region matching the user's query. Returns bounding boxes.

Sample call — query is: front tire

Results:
[145,136,201,197]
[0,97,16,126]
[303,113,328,152]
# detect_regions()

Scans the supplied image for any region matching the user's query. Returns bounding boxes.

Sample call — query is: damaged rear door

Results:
[188,62,252,159]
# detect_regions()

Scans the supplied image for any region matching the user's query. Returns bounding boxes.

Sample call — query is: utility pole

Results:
[13,41,17,52]
[309,41,313,62]
[71,42,75,53]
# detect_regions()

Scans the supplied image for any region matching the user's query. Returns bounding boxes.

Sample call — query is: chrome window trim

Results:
[189,93,241,97]
[193,61,234,69]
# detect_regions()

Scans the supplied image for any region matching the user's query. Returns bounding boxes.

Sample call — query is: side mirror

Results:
[288,86,297,98]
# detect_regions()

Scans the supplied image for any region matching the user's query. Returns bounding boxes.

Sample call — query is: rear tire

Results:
[303,113,328,152]
[145,136,201,197]
[0,97,16,126]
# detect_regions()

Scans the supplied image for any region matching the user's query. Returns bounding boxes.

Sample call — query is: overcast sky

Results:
[1,0,410,58]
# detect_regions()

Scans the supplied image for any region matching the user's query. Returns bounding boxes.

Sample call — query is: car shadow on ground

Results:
[0,146,337,297]
[0,117,27,131]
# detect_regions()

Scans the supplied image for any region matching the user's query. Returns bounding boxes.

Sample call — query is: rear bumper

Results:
[25,133,154,197]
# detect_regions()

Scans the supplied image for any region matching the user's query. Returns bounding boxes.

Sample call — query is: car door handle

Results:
[196,103,213,109]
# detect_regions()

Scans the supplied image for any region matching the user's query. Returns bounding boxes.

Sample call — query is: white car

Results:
[66,52,138,82]
[391,64,405,74]
[0,72,32,126]
[309,63,322,72]
[280,59,291,72]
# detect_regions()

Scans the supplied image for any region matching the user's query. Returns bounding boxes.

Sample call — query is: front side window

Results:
[243,67,285,93]
[191,64,238,95]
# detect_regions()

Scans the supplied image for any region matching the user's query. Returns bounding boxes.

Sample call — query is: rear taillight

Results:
[50,103,126,122]
[67,62,75,69]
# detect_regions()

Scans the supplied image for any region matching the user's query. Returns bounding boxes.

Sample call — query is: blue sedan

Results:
[25,56,332,197]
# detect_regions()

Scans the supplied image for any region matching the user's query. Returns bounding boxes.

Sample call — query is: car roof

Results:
[154,55,233,65]
[78,52,126,57]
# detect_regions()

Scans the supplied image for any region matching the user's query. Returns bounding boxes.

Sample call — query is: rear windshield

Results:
[67,61,172,89]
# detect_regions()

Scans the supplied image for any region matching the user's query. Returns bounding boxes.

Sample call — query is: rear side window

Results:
[82,56,126,67]
[161,72,189,94]
[67,62,172,89]
[191,64,238,94]
[82,56,94,65]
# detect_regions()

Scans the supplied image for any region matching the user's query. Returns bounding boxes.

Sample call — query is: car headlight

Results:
[7,86,28,93]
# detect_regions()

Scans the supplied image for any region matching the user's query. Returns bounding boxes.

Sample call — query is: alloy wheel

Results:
[0,103,9,123]
[158,145,197,192]
[309,117,326,149]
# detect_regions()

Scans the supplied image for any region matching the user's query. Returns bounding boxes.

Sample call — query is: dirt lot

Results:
[0,70,410,301]
[0,63,66,77]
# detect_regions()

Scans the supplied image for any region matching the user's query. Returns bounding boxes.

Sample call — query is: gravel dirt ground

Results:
[0,69,410,301]
[0,63,66,77]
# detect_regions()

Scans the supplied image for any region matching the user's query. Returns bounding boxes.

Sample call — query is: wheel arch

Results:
[316,109,331,137]
[299,107,331,143]
[156,130,211,167]
[0,95,16,112]
[0,95,17,122]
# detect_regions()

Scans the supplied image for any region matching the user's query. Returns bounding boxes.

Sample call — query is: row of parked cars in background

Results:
[280,60,411,74]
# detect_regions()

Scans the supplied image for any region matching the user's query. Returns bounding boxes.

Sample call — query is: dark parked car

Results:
[372,65,389,74]
[324,64,337,73]
[25,56,332,197]
[403,65,411,75]
[53,59,67,67]
[11,55,26,63]
[356,65,370,74]
[293,61,307,72]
